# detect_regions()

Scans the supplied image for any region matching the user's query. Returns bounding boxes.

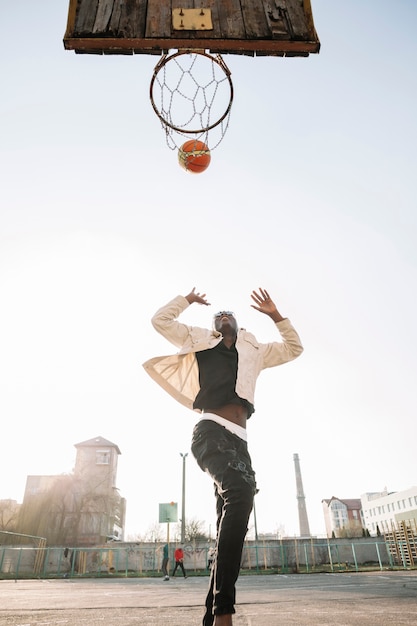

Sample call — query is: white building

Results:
[361,486,417,536]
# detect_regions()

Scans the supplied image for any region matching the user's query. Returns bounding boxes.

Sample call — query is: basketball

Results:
[178,140,211,174]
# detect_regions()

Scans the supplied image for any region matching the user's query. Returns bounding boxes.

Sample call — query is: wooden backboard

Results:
[64,0,320,57]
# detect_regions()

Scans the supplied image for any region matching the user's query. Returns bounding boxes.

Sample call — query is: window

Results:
[96,449,110,465]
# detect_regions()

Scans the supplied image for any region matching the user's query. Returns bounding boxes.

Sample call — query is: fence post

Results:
[375,543,383,571]
[351,543,358,572]
[294,538,299,573]
[124,548,129,577]
[279,538,287,573]
[16,548,23,581]
[42,547,50,578]
[255,543,259,571]
[263,541,268,570]
[0,547,5,573]
[398,542,407,569]
[310,537,316,570]
[327,539,334,572]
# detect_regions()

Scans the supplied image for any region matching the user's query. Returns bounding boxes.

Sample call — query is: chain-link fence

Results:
[0,537,408,580]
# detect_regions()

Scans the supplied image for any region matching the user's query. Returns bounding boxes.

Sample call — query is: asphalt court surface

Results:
[1,571,417,625]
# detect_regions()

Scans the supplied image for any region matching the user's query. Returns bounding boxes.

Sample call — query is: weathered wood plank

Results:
[216,0,246,40]
[93,0,115,33]
[108,0,123,33]
[264,0,293,40]
[75,0,99,35]
[242,0,270,39]
[64,0,78,39]
[146,0,172,38]
[302,0,317,38]
[286,0,311,39]
[117,0,147,38]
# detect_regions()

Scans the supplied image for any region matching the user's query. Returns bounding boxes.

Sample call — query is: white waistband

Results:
[199,412,247,442]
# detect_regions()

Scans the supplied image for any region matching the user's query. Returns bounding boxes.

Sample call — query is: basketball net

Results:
[149,50,234,151]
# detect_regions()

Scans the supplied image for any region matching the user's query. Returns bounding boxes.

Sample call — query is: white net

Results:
[150,51,234,151]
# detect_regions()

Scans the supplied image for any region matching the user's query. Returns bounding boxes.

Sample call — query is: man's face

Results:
[213,311,238,333]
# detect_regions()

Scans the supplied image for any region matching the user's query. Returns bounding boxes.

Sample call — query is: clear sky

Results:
[1,1,416,541]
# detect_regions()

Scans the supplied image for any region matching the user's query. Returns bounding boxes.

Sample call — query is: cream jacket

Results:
[142,295,303,413]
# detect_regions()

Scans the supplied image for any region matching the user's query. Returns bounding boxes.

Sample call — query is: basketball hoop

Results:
[149,50,234,151]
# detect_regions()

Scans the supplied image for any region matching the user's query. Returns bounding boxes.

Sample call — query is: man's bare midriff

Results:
[204,403,247,429]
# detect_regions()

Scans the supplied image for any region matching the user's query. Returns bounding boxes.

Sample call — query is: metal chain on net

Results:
[150,51,234,151]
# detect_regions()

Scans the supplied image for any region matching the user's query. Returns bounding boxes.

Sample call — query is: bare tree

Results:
[183,517,209,542]
[337,520,364,539]
[0,500,20,541]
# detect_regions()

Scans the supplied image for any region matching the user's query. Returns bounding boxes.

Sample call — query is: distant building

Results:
[21,436,126,546]
[322,497,364,538]
[361,486,417,536]
[24,475,62,497]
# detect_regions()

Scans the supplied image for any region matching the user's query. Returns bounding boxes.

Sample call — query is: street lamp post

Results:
[180,452,188,544]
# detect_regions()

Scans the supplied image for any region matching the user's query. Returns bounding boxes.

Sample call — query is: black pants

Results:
[172,560,186,577]
[161,557,169,577]
[191,420,256,625]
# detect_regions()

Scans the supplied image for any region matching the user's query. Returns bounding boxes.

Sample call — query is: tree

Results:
[183,518,209,542]
[337,520,364,539]
[128,523,165,543]
[16,475,75,544]
[0,500,20,542]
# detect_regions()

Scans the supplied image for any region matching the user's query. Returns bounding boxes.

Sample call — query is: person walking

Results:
[161,543,169,581]
[172,546,187,578]
[207,546,215,570]
[144,287,303,626]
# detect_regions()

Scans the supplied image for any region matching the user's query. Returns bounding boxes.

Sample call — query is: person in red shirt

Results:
[172,546,187,578]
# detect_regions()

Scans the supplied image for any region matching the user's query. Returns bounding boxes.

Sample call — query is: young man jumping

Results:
[143,287,303,626]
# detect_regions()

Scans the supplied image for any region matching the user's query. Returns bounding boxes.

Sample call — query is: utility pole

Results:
[180,452,188,543]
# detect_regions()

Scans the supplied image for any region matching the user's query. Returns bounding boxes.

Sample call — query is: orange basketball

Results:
[178,140,211,174]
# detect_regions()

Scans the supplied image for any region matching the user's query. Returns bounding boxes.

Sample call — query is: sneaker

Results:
[163,576,170,581]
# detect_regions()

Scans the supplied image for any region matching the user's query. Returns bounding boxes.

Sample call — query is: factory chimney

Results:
[293,453,311,537]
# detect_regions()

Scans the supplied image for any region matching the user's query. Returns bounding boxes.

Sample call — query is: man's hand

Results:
[250,288,284,323]
[185,287,210,306]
